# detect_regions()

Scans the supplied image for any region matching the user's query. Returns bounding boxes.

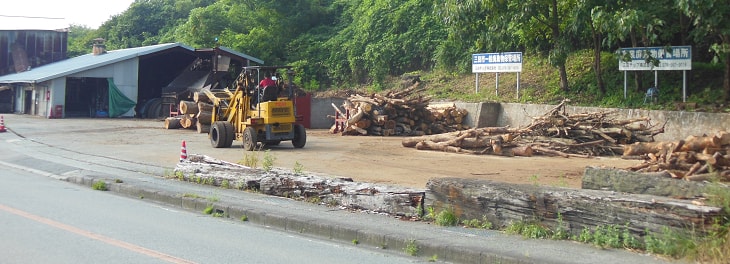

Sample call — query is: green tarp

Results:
[107,78,136,117]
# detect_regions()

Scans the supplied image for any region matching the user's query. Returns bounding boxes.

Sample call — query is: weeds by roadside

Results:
[92,181,108,191]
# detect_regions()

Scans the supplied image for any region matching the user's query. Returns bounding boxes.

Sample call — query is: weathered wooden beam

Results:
[175,155,424,216]
[426,177,722,237]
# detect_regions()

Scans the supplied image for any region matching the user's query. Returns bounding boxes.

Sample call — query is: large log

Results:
[196,120,210,134]
[193,92,211,103]
[623,141,677,156]
[180,115,196,129]
[164,117,181,129]
[427,177,722,237]
[679,134,721,152]
[197,111,213,125]
[402,127,522,147]
[179,100,199,115]
[198,102,213,113]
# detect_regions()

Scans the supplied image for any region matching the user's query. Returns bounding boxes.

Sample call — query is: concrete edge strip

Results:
[0,160,70,181]
[9,164,526,264]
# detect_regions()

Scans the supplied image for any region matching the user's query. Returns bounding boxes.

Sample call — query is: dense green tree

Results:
[678,0,730,101]
[438,0,518,72]
[98,0,214,49]
[65,0,727,102]
[440,0,577,92]
[516,0,577,92]
[66,25,97,58]
[321,0,444,88]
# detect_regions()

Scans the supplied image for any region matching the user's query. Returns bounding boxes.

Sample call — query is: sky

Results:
[0,0,136,30]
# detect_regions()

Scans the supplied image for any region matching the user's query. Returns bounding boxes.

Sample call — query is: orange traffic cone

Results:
[0,115,6,133]
[180,140,188,162]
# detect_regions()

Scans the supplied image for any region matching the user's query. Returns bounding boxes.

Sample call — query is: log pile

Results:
[625,131,730,181]
[162,92,213,134]
[403,99,661,157]
[330,82,470,136]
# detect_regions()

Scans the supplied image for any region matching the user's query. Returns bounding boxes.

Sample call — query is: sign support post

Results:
[475,73,479,93]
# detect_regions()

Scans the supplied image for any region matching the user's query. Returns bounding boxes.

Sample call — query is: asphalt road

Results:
[0,166,423,264]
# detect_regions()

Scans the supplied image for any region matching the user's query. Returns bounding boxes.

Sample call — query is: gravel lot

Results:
[3,114,641,188]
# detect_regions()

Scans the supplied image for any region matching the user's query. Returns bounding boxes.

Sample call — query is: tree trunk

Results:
[724,36,730,102]
[591,24,605,95]
[630,30,643,92]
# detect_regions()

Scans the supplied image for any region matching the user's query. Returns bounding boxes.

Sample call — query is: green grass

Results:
[505,221,552,239]
[203,205,214,215]
[293,161,304,175]
[404,239,419,256]
[462,216,493,229]
[434,207,459,226]
[501,217,730,263]
[239,152,259,168]
[262,150,276,172]
[91,181,108,191]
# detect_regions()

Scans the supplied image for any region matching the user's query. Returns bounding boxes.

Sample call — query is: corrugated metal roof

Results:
[0,43,194,84]
[218,46,264,65]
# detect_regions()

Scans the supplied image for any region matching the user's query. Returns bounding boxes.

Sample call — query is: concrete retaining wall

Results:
[311,97,345,129]
[498,103,730,142]
[309,97,729,141]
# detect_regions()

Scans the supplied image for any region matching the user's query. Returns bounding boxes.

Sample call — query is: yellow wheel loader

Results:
[203,66,306,150]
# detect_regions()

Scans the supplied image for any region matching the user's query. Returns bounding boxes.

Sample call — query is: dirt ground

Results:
[5,115,642,189]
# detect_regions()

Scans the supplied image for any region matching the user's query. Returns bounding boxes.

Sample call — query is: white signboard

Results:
[472,52,523,73]
[618,46,692,71]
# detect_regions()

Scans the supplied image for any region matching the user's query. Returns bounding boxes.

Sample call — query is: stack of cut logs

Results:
[403,99,661,158]
[624,131,730,181]
[163,92,213,134]
[331,83,469,136]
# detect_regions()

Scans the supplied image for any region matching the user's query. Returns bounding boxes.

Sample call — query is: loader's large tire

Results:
[211,121,234,148]
[243,127,258,151]
[292,124,306,148]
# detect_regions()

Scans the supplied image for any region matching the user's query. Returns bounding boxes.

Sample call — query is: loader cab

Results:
[248,66,294,107]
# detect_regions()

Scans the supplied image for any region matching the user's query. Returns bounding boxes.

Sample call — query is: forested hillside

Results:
[67,0,730,109]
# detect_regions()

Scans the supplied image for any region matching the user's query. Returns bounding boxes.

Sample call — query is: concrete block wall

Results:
[309,98,729,141]
[311,97,345,129]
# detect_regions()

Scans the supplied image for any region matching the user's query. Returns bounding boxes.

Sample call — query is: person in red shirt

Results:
[259,72,276,87]
[258,71,278,103]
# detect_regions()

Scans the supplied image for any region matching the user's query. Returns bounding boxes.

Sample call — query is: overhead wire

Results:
[0,14,64,20]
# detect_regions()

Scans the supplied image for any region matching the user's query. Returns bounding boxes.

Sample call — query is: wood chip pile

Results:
[403,99,662,157]
[625,131,730,181]
[163,92,214,134]
[330,83,469,136]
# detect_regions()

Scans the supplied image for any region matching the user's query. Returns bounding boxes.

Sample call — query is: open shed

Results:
[0,42,262,118]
